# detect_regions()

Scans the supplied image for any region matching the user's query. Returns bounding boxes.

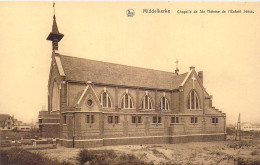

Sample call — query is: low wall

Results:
[57,133,226,148]
[169,133,226,143]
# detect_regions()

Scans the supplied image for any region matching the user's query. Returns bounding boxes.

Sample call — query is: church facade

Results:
[39,14,226,148]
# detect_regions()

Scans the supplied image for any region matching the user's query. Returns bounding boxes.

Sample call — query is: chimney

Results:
[198,71,203,84]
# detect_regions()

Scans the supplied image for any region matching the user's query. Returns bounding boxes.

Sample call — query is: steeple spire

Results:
[47,2,64,52]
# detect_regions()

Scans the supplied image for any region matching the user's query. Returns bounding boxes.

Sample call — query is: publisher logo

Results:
[126,9,135,17]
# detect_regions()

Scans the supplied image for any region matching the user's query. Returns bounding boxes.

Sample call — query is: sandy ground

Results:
[36,139,260,165]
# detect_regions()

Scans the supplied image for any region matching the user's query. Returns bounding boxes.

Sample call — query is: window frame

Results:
[190,116,198,124]
[132,116,136,123]
[108,116,113,124]
[141,95,153,110]
[63,116,67,124]
[138,116,142,123]
[131,116,142,124]
[171,116,180,124]
[91,115,94,123]
[99,92,112,108]
[187,90,201,110]
[160,96,170,110]
[152,116,162,124]
[212,117,219,124]
[86,115,94,124]
[153,116,157,123]
[115,116,119,124]
[108,116,120,124]
[121,94,134,109]
[86,115,90,123]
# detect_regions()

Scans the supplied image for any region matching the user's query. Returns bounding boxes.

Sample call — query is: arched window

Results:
[51,81,60,111]
[160,96,170,110]
[141,95,153,110]
[121,94,134,109]
[187,90,200,110]
[99,92,112,108]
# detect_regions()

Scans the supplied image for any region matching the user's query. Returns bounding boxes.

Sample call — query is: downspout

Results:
[73,112,75,148]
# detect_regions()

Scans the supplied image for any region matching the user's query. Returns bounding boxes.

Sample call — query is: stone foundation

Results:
[57,133,226,148]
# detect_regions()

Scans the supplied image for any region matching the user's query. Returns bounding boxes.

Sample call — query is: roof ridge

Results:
[178,72,189,76]
[59,54,186,76]
[59,54,189,90]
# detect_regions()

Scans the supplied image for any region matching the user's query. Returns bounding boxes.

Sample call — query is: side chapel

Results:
[38,12,226,148]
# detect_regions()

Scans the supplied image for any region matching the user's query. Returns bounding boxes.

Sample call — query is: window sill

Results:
[190,123,199,125]
[121,108,136,110]
[130,123,143,125]
[152,123,162,125]
[170,123,183,125]
[161,111,171,113]
[140,109,155,112]
[188,109,202,111]
[102,107,113,109]
[62,124,67,126]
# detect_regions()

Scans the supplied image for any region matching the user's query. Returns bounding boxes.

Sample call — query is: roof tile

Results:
[59,55,187,90]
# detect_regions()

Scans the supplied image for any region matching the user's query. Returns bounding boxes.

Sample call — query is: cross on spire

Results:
[53,2,55,17]
[191,74,196,89]
[175,59,179,74]
[175,59,179,68]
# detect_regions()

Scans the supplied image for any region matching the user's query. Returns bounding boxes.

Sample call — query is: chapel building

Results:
[38,13,226,148]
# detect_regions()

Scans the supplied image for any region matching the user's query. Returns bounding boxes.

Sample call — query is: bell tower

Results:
[46,2,64,52]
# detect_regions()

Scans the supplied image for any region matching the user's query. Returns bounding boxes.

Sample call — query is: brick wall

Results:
[46,65,226,145]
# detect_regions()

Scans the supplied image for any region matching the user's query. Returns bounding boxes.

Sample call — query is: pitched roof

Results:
[52,16,60,34]
[59,55,188,90]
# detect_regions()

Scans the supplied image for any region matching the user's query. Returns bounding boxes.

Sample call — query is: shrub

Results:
[227,140,254,149]
[209,151,225,156]
[251,150,259,156]
[252,131,260,138]
[78,149,150,165]
[234,157,260,165]
[78,149,96,164]
[78,149,118,164]
[0,148,70,165]
[116,153,149,165]
[202,147,209,151]
[152,149,160,155]
[226,127,235,135]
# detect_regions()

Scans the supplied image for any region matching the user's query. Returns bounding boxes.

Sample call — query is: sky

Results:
[0,2,259,124]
